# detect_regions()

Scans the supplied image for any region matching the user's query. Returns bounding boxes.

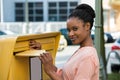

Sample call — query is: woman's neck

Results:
[80,37,94,48]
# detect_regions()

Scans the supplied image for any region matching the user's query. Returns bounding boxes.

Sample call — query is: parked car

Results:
[59,28,72,45]
[58,35,67,51]
[107,37,120,73]
[91,30,114,43]
[59,28,114,45]
[105,33,114,43]
[0,29,15,35]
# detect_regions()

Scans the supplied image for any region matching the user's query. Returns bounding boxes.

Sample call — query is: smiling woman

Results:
[29,4,100,80]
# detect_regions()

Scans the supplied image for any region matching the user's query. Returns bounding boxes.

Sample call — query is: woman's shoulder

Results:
[76,46,99,66]
[80,46,97,54]
[78,46,98,59]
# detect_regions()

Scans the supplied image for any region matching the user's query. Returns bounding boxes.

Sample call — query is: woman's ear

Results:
[85,22,91,31]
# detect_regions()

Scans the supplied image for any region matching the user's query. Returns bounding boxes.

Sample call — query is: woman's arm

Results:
[47,71,63,80]
[29,40,63,80]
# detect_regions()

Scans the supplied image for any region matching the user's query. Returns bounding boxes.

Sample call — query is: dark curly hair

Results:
[68,4,95,30]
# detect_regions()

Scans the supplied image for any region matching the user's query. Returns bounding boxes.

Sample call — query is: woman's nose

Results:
[68,31,74,36]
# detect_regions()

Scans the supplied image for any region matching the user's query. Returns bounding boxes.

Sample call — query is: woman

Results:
[29,3,99,80]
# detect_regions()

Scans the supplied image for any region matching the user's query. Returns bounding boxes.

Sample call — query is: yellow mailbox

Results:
[0,32,60,80]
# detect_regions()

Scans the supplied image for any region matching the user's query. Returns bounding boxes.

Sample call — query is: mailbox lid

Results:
[15,50,46,57]
[14,32,61,54]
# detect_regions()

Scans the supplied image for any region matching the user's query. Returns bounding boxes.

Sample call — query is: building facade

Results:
[1,0,80,22]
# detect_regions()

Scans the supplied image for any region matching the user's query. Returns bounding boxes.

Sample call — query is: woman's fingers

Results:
[39,54,45,63]
[29,40,41,50]
[39,52,53,64]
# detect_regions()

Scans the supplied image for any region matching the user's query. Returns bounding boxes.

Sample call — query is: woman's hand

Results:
[29,40,41,50]
[39,52,57,74]
[40,53,63,80]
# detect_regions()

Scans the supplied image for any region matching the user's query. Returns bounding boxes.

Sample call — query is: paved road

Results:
[55,43,113,73]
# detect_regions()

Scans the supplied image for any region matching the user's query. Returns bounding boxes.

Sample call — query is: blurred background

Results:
[0,0,120,36]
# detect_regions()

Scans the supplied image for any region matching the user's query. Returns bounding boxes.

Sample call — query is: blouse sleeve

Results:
[74,56,98,80]
[56,68,63,77]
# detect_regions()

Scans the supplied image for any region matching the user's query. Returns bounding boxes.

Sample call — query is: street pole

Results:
[0,0,3,22]
[94,0,107,79]
[25,0,29,33]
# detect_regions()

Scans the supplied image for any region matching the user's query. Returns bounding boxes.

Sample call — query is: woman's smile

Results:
[70,36,77,42]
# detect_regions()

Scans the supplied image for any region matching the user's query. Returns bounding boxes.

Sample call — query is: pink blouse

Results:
[57,46,99,80]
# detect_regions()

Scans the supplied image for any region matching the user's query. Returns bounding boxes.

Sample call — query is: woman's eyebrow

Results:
[72,26,79,28]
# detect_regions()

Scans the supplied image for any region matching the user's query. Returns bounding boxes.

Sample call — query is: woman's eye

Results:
[67,29,70,32]
[73,27,78,31]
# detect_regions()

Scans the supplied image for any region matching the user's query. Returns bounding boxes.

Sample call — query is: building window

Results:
[15,2,25,21]
[48,1,78,21]
[69,2,78,13]
[48,2,57,21]
[15,2,43,22]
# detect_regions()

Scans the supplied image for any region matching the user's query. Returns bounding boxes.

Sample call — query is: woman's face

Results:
[67,17,90,45]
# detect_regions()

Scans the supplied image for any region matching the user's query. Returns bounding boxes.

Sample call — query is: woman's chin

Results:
[72,42,79,45]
